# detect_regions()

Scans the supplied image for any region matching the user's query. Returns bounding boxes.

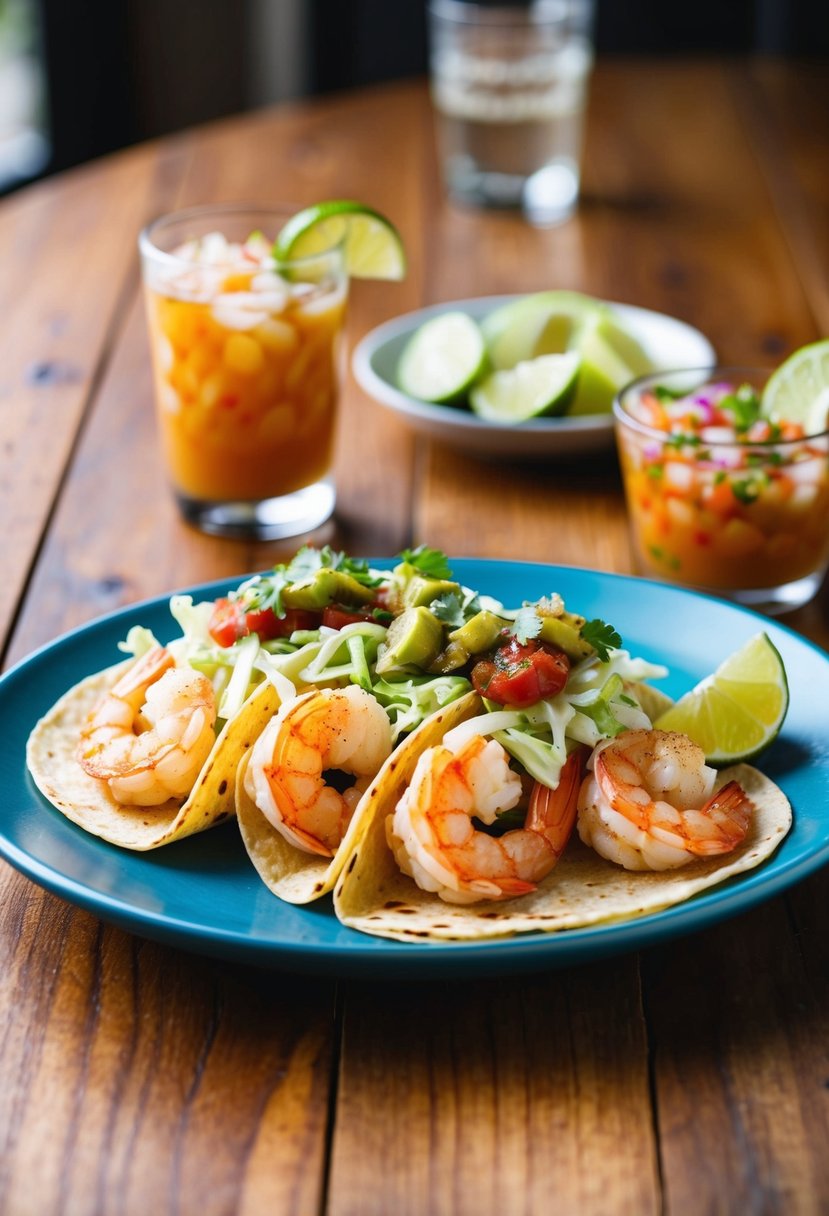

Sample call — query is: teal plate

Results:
[1,561,827,978]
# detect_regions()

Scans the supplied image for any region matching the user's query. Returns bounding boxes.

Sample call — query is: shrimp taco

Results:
[233,547,483,903]
[26,647,280,851]
[334,614,793,942]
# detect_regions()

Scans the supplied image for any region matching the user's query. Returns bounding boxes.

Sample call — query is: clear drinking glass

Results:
[614,368,829,614]
[139,204,348,539]
[427,0,595,225]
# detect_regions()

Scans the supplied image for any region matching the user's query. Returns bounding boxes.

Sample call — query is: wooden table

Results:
[1,62,828,1215]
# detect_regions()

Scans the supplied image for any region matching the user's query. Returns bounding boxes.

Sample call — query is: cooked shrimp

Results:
[387,738,584,905]
[78,646,217,806]
[577,728,752,871]
[245,685,393,858]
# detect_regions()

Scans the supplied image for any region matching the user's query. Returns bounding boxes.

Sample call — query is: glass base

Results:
[175,478,335,541]
[720,571,825,616]
[444,158,579,227]
[635,565,824,616]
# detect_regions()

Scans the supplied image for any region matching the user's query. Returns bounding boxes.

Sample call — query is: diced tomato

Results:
[208,598,319,646]
[471,638,570,708]
[322,605,374,630]
[245,606,319,639]
[208,598,247,647]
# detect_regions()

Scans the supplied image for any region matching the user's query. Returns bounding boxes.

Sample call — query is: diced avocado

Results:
[376,607,444,674]
[427,640,472,674]
[538,613,594,660]
[282,569,374,610]
[448,610,507,656]
[403,575,462,608]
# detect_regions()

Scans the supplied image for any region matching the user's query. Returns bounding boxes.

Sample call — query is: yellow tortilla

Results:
[234,692,484,905]
[333,703,793,943]
[26,662,280,851]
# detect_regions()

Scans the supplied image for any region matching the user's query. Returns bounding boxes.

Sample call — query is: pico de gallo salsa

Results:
[615,374,829,592]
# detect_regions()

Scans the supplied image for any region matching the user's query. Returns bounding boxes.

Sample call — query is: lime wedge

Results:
[481,291,601,370]
[273,200,406,280]
[592,312,653,378]
[653,633,789,766]
[761,339,829,435]
[469,352,581,423]
[397,312,487,404]
[567,313,652,416]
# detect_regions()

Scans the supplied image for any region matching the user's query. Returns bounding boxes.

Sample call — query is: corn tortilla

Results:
[235,692,484,905]
[26,662,280,851]
[333,703,793,943]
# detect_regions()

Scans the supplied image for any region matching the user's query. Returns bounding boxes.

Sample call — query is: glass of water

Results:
[427,0,595,226]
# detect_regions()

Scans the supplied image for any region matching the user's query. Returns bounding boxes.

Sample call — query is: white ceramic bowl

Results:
[352,295,716,460]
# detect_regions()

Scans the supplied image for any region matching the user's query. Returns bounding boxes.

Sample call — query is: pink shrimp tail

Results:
[109,646,176,703]
[693,779,753,856]
[490,877,539,897]
[526,748,586,862]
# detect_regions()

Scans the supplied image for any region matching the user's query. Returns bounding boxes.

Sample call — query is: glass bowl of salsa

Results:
[613,366,829,614]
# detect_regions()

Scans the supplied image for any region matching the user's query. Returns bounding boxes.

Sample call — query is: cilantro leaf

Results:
[237,568,291,616]
[722,383,761,430]
[430,592,465,628]
[397,545,453,580]
[233,546,385,617]
[581,618,622,662]
[511,606,543,645]
[285,546,325,581]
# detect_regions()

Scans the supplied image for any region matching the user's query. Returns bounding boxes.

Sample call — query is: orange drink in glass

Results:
[139,205,347,538]
[614,367,829,614]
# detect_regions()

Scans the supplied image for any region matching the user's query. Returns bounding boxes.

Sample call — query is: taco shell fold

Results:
[334,715,793,943]
[235,691,484,905]
[26,662,280,851]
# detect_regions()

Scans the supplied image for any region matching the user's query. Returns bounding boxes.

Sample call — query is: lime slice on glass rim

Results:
[761,339,829,434]
[469,351,581,423]
[653,632,789,766]
[397,312,487,404]
[273,200,406,280]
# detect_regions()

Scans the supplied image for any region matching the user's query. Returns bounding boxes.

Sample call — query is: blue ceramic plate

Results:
[2,561,827,979]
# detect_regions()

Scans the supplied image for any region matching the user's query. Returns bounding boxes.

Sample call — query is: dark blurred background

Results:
[1,0,826,193]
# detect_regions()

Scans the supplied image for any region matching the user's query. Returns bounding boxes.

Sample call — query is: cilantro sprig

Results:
[581,619,622,662]
[235,545,385,618]
[397,545,453,580]
[510,606,543,644]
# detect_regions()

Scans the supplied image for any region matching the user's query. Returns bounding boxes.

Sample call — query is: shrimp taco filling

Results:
[332,566,793,940]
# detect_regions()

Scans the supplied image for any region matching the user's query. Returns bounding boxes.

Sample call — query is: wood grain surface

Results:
[0,62,827,1216]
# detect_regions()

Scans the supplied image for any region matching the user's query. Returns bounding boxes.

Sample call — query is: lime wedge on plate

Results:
[469,351,581,422]
[653,633,789,766]
[397,312,487,404]
[761,339,829,434]
[273,200,406,280]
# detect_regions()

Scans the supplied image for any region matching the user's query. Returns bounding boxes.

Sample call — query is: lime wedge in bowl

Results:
[273,200,406,280]
[397,312,487,404]
[653,632,789,766]
[481,290,602,370]
[469,352,581,423]
[761,339,829,434]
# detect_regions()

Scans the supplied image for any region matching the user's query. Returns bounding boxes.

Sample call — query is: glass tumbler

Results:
[427,0,595,225]
[139,204,348,539]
